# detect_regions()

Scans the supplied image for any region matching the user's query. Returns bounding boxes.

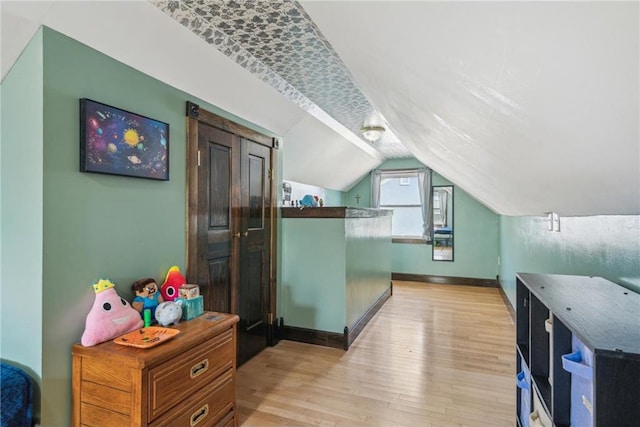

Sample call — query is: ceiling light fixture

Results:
[360,125,385,142]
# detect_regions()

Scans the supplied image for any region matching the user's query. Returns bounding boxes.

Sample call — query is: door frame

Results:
[185,101,278,337]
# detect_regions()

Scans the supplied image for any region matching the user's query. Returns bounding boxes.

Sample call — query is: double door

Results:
[187,104,275,365]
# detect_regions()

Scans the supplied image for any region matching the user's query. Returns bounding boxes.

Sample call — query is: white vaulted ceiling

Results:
[2,1,639,216]
[301,1,639,216]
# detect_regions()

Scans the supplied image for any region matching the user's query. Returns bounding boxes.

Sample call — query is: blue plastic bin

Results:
[516,360,531,427]
[561,335,594,427]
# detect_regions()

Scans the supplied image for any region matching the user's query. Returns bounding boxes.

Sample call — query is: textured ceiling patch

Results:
[151,0,411,158]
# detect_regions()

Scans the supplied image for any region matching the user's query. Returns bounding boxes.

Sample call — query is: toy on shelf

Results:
[131,278,163,319]
[178,284,200,299]
[81,279,143,347]
[155,301,183,326]
[160,265,187,301]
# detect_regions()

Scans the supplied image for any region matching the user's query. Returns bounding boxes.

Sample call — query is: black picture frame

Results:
[80,98,169,181]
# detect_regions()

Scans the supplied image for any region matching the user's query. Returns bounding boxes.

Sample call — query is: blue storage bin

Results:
[516,361,531,427]
[561,335,594,427]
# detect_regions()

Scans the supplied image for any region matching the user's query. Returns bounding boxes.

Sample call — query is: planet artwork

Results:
[81,99,169,180]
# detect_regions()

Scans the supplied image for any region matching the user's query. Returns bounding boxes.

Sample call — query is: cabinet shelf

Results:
[516,273,640,427]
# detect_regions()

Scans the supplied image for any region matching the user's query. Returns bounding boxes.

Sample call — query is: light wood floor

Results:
[236,281,516,427]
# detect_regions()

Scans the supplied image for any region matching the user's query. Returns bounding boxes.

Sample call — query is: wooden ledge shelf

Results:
[280,206,392,219]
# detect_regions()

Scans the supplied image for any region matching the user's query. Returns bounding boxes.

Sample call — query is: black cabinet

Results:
[516,273,640,427]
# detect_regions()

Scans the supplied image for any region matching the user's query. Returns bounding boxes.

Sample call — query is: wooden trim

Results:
[281,207,392,219]
[282,280,392,350]
[186,101,273,147]
[268,148,278,346]
[281,207,347,218]
[391,273,499,288]
[392,237,429,244]
[345,284,393,350]
[185,115,199,283]
[498,281,516,323]
[281,325,345,350]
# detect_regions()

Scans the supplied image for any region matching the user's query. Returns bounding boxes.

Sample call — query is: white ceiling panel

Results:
[302,1,639,216]
[283,112,382,191]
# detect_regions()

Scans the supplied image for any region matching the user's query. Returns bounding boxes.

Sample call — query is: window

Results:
[433,191,442,227]
[379,172,422,238]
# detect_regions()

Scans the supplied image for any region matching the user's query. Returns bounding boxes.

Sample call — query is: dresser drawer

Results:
[148,327,234,422]
[149,369,235,427]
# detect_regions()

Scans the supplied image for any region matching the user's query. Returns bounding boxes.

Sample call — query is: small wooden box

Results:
[178,284,200,299]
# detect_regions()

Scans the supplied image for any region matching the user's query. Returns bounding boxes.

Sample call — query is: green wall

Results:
[3,27,275,426]
[346,158,500,279]
[0,29,45,406]
[324,188,346,206]
[280,218,347,332]
[42,28,188,425]
[280,214,392,333]
[345,215,392,328]
[499,215,640,307]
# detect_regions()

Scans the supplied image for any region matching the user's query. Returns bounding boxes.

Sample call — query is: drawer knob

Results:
[190,404,209,426]
[190,359,209,378]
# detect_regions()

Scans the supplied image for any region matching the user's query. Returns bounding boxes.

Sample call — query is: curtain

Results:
[417,168,433,241]
[370,169,382,208]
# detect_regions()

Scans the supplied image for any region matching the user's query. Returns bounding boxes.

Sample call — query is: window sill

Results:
[392,237,431,245]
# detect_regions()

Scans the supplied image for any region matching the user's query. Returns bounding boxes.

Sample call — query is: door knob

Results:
[242,231,248,237]
[233,232,240,238]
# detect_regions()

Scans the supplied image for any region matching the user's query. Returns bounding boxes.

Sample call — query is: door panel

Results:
[197,123,237,314]
[207,257,231,313]
[248,154,264,230]
[238,139,271,365]
[238,247,266,365]
[208,145,231,229]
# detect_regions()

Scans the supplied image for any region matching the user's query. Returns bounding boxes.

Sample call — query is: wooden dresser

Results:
[72,312,239,427]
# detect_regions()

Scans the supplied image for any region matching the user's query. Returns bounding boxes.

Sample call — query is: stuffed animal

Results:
[81,279,143,347]
[160,265,187,301]
[155,301,183,326]
[131,277,163,319]
[299,194,318,207]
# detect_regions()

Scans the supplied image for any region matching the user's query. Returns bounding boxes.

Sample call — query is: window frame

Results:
[378,171,426,243]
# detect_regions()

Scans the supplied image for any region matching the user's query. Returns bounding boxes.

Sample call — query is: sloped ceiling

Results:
[302,1,639,216]
[2,1,639,216]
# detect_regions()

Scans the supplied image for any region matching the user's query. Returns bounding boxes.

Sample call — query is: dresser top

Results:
[72,312,239,368]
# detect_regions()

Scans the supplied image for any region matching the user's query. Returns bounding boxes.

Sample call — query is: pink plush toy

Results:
[81,279,143,347]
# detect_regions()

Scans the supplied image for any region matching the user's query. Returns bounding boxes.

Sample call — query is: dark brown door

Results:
[195,123,237,314]
[189,113,272,365]
[238,138,271,365]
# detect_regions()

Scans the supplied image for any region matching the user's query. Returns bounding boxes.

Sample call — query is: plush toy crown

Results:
[93,279,115,293]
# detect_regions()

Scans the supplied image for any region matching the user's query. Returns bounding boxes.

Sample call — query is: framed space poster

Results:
[80,98,169,180]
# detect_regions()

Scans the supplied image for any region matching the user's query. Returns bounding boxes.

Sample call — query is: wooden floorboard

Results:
[237,280,516,427]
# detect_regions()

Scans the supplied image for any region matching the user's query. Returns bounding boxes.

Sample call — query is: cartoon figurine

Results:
[81,279,143,347]
[131,277,164,319]
[160,265,187,302]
